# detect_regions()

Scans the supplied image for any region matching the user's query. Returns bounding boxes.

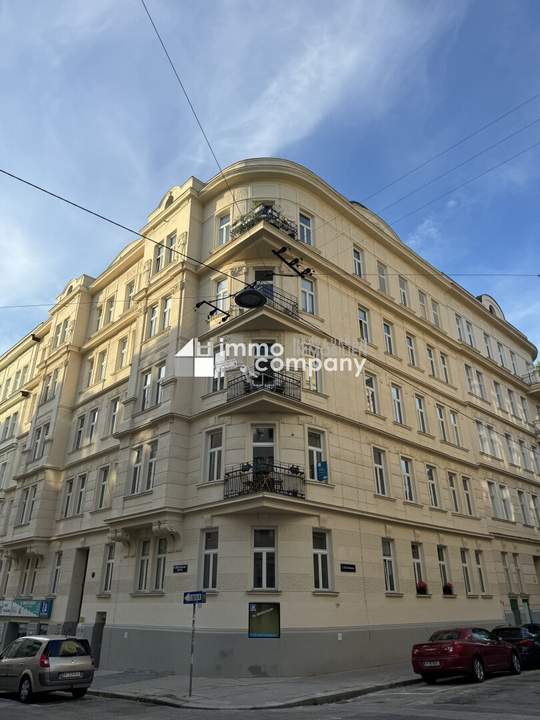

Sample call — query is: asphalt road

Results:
[1,669,539,720]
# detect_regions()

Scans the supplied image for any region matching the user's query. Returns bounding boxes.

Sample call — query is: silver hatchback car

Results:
[0,635,94,702]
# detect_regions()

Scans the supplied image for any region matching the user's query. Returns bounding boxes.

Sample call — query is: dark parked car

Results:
[493,626,540,667]
[412,627,520,684]
[0,636,94,703]
[523,623,540,637]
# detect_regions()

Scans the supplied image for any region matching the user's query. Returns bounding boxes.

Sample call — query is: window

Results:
[486,425,500,458]
[130,447,143,495]
[383,322,394,355]
[484,333,493,359]
[418,290,427,319]
[32,423,49,461]
[147,304,158,337]
[449,411,461,446]
[154,538,167,591]
[74,474,86,515]
[494,382,505,410]
[299,212,313,245]
[216,279,228,312]
[161,296,172,329]
[465,320,475,347]
[510,351,518,375]
[253,529,276,589]
[426,346,437,377]
[146,441,158,490]
[353,247,364,277]
[125,280,135,309]
[406,334,417,366]
[426,465,440,507]
[500,483,514,520]
[252,426,275,467]
[508,389,519,417]
[501,551,512,590]
[400,457,415,502]
[97,350,107,382]
[448,473,460,513]
[531,494,540,526]
[105,295,115,325]
[303,344,322,392]
[358,306,370,343]
[465,364,475,393]
[137,540,151,591]
[96,466,110,510]
[18,487,30,524]
[431,300,441,328]
[102,543,115,593]
[398,276,409,306]
[218,213,230,245]
[455,314,464,342]
[207,429,223,482]
[377,261,388,293]
[301,278,315,314]
[519,439,532,471]
[95,305,103,332]
[154,244,164,274]
[155,363,166,404]
[512,553,523,592]
[365,373,378,414]
[497,342,506,367]
[534,446,540,474]
[473,551,486,594]
[520,396,530,423]
[86,358,94,387]
[0,462,7,490]
[202,530,218,590]
[62,478,74,518]
[461,548,472,594]
[50,552,62,594]
[382,538,397,592]
[391,385,405,424]
[411,542,425,588]
[462,477,474,515]
[476,370,486,400]
[415,395,428,433]
[437,545,450,588]
[73,415,85,450]
[439,353,450,383]
[88,408,99,443]
[373,447,388,496]
[117,337,128,369]
[166,232,176,263]
[313,530,330,590]
[308,430,326,482]
[110,397,120,434]
[141,370,152,410]
[20,557,39,596]
[518,490,531,525]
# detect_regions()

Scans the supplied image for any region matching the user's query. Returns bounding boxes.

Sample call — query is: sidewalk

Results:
[89,661,419,709]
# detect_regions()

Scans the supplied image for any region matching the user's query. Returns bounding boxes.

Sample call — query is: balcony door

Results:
[255,269,274,300]
[252,426,275,470]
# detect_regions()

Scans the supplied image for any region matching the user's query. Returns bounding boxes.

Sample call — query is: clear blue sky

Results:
[1,0,539,355]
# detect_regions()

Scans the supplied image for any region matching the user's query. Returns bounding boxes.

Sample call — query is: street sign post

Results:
[183,591,206,696]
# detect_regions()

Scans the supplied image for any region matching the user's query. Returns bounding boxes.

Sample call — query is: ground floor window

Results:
[202,530,218,590]
[253,528,276,589]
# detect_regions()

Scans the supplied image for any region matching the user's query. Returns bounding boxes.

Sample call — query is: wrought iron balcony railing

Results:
[257,283,299,316]
[230,203,297,241]
[227,368,301,402]
[521,368,540,386]
[224,461,305,499]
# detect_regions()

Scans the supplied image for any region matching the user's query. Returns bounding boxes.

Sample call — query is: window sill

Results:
[203,590,219,596]
[403,500,422,508]
[429,506,447,513]
[384,352,402,362]
[481,594,494,599]
[417,431,435,439]
[303,388,330,399]
[89,506,112,515]
[306,480,335,488]
[451,511,478,520]
[96,593,112,599]
[466,593,480,599]
[416,593,432,599]
[124,490,154,500]
[408,364,424,373]
[393,422,412,431]
[312,591,339,597]
[490,516,516,524]
[373,493,396,502]
[385,592,403,598]
[246,589,281,595]
[130,591,165,598]
[366,411,387,421]
[442,594,457,599]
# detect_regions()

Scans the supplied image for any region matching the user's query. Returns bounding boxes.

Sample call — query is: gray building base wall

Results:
[77,618,503,677]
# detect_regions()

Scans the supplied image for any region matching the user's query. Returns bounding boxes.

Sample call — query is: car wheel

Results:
[72,688,88,699]
[18,676,33,703]
[510,652,521,675]
[421,674,437,685]
[471,656,485,683]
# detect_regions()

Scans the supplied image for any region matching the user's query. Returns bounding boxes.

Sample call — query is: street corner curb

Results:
[88,676,421,710]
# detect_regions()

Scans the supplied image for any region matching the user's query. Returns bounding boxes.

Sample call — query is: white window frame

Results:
[383,322,394,355]
[301,277,315,314]
[252,528,277,590]
[358,306,370,343]
[206,428,223,482]
[299,212,313,245]
[373,447,388,496]
[426,464,440,507]
[353,247,364,277]
[400,456,415,502]
[313,529,331,591]
[202,529,219,590]
[391,385,404,424]
[382,538,397,592]
[307,429,326,482]
[217,213,230,246]
[398,276,409,306]
[365,373,379,414]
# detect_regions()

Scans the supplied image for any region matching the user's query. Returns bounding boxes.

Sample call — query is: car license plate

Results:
[60,671,83,679]
[423,661,440,667]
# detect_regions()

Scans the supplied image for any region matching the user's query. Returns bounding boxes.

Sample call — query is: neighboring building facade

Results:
[0,158,539,676]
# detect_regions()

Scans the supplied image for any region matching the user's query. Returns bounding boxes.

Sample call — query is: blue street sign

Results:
[183,591,206,604]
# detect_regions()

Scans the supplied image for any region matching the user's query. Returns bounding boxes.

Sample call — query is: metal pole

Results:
[188,602,196,697]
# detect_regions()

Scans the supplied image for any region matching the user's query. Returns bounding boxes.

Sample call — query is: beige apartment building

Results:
[0,158,539,676]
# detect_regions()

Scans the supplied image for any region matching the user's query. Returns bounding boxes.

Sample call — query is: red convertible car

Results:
[412,627,521,683]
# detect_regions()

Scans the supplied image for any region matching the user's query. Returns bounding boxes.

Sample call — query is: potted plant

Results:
[442,582,454,596]
[416,580,429,595]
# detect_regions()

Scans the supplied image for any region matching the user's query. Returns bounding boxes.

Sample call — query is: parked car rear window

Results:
[45,639,91,657]
[429,630,461,641]
[496,628,528,640]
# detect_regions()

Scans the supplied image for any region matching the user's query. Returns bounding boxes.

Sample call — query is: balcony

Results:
[231,204,297,241]
[227,368,301,403]
[521,368,540,400]
[224,462,305,499]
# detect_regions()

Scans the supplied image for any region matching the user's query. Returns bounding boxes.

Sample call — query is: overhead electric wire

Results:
[389,136,540,224]
[365,89,540,200]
